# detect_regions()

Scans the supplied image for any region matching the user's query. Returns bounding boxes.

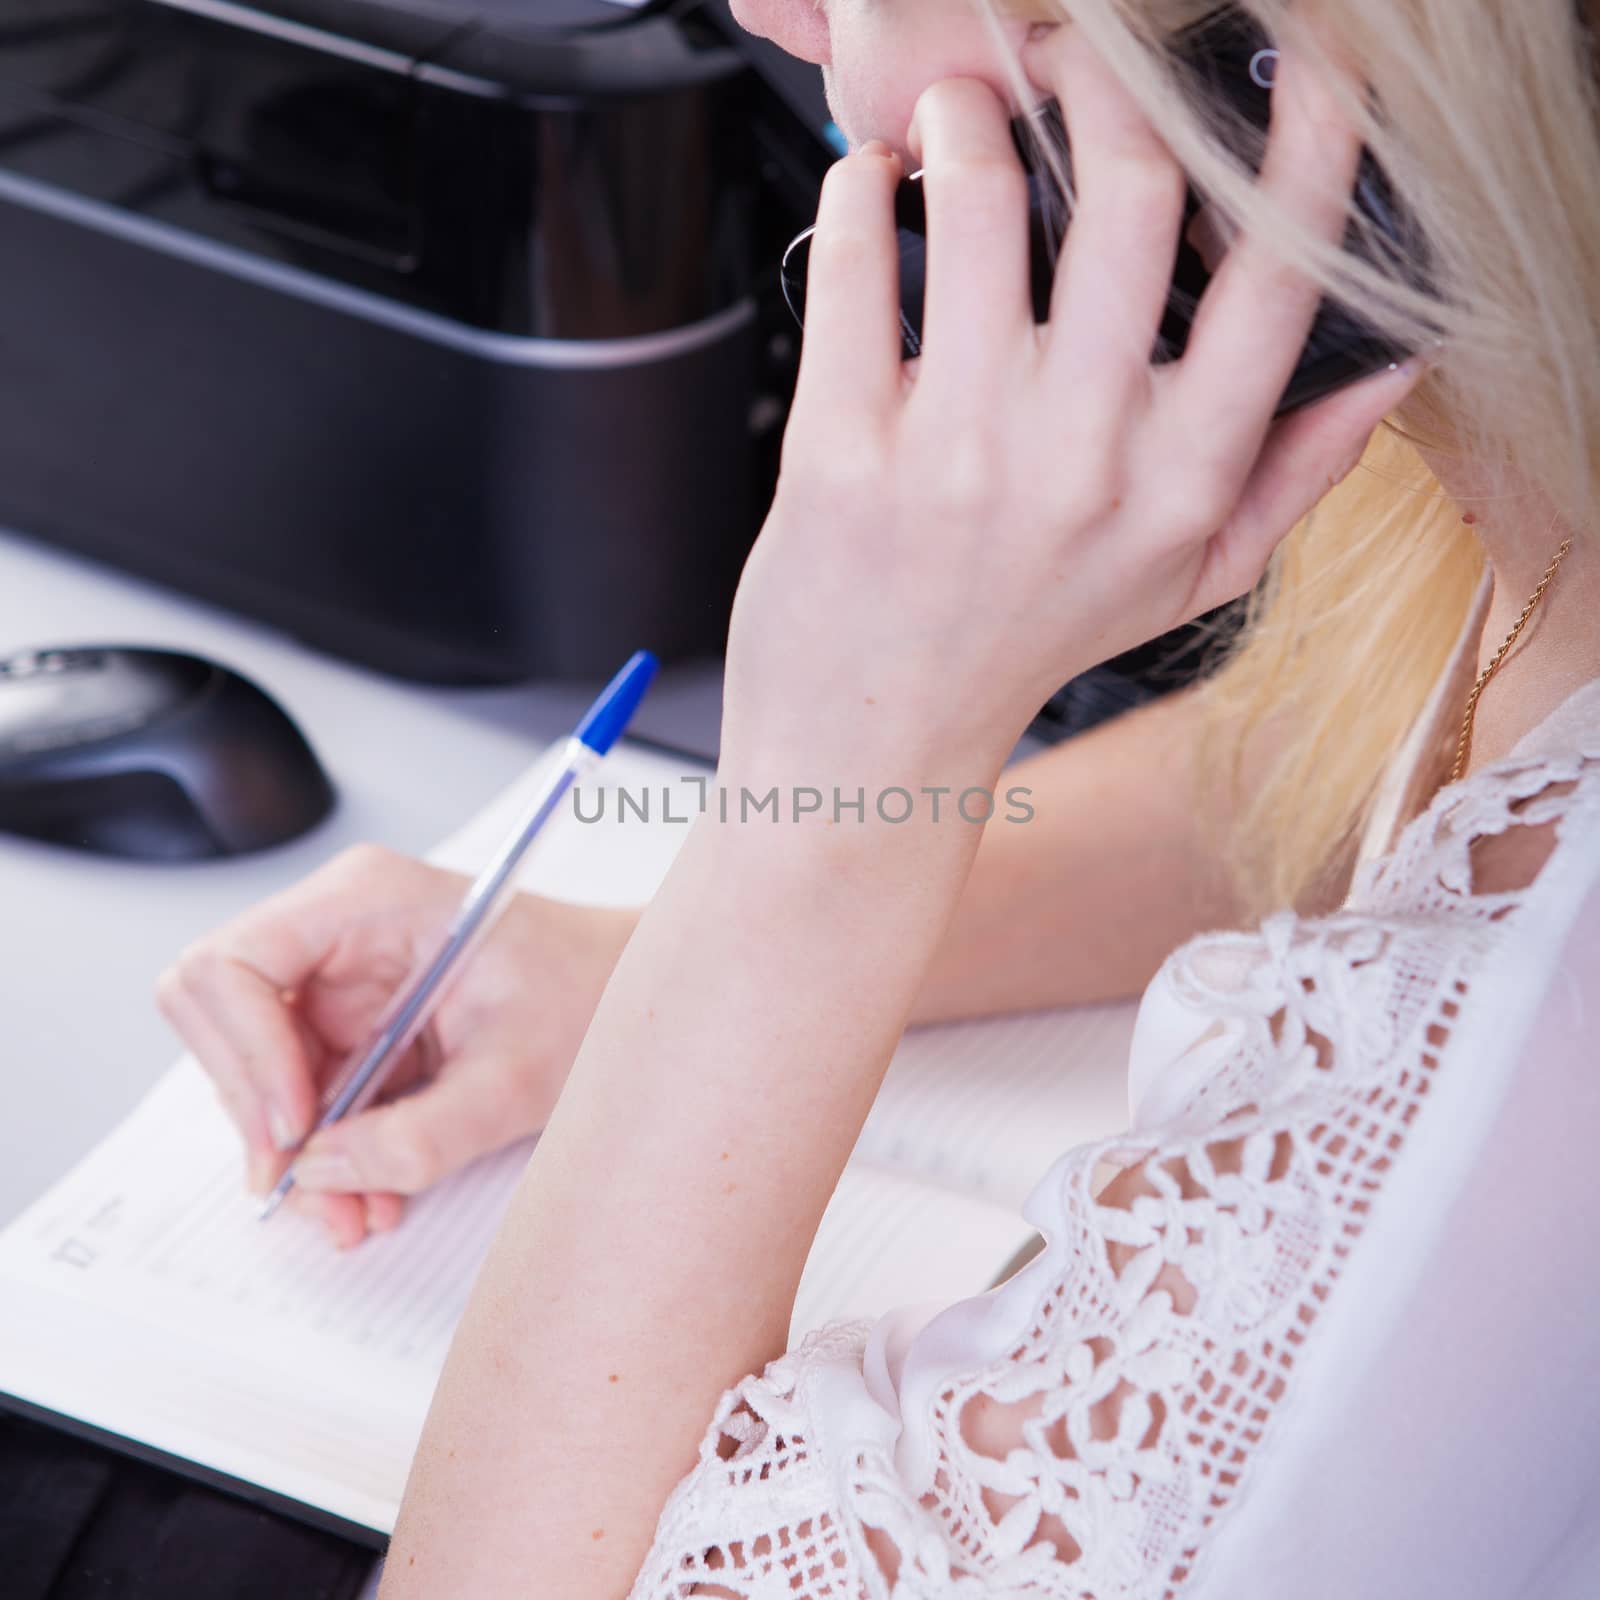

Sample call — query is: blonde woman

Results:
[159,0,1600,1594]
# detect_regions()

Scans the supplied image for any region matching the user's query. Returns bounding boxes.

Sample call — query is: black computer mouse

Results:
[0,645,336,860]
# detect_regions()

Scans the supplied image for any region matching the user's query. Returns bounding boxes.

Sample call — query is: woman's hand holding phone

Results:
[721,23,1423,787]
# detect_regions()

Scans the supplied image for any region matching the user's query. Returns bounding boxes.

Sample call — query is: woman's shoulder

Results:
[1350,671,1600,914]
[1129,675,1600,1130]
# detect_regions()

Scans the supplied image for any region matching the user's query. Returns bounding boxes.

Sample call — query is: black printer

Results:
[0,0,835,681]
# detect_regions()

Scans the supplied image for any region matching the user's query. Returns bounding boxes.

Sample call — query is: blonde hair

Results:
[974,0,1600,915]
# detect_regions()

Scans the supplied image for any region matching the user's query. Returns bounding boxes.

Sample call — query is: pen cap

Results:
[574,651,659,755]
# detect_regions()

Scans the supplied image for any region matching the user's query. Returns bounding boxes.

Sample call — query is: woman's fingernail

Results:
[294,1150,359,1192]
[1391,336,1446,378]
[857,139,894,161]
[247,1151,277,1196]
[267,1105,299,1151]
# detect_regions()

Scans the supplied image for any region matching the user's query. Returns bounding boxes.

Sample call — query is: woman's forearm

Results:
[381,780,988,1598]
[909,688,1240,1022]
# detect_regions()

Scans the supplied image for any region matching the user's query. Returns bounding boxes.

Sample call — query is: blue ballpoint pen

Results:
[258,649,659,1222]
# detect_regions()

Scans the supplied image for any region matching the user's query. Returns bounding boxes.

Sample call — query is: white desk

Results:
[0,524,725,1232]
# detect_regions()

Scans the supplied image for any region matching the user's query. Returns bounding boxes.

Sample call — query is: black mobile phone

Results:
[779,11,1424,418]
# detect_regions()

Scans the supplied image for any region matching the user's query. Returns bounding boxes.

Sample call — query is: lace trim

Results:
[1350,745,1600,919]
[630,744,1600,1600]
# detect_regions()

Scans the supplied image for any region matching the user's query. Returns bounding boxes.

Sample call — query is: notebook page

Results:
[857,1002,1137,1213]
[0,1061,531,1529]
[0,1059,534,1377]
[792,1163,1035,1336]
[0,1275,416,1532]
[0,1058,1036,1528]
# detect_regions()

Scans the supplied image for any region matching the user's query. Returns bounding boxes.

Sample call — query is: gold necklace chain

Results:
[1450,537,1574,784]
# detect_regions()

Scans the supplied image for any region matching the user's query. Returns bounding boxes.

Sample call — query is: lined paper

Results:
[0,1062,528,1378]
[860,1003,1135,1212]
[0,1062,488,1528]
[793,1164,1036,1335]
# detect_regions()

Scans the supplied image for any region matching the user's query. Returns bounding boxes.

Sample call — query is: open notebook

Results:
[0,740,1136,1540]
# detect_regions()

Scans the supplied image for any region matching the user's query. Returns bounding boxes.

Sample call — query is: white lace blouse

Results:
[628,650,1600,1598]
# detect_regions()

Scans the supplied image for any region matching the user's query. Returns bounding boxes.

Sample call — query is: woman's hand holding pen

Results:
[156,847,635,1248]
[721,23,1422,789]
